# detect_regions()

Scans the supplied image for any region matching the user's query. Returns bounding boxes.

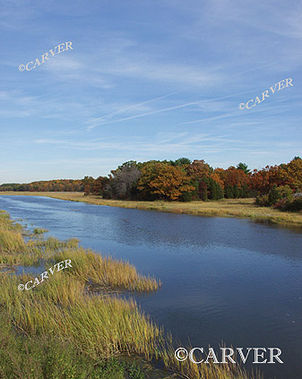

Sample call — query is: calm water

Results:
[0,195,301,379]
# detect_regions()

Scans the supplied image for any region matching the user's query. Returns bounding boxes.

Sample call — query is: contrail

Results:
[87,90,180,129]
[87,89,258,128]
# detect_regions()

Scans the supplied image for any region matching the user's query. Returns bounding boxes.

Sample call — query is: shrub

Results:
[180,191,193,202]
[269,185,293,206]
[256,185,293,207]
[283,198,302,212]
[255,194,269,206]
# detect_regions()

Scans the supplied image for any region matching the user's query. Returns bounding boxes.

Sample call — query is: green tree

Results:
[171,157,192,166]
[236,162,250,175]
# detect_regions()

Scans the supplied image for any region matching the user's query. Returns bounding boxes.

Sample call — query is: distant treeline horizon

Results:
[0,179,84,192]
[1,157,301,205]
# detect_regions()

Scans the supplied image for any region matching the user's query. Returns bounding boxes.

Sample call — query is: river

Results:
[0,195,301,379]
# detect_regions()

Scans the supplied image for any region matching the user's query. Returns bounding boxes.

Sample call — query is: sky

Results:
[0,0,301,183]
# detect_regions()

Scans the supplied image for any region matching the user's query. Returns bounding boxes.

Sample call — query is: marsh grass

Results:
[33,227,48,235]
[50,247,160,292]
[0,210,258,378]
[0,311,147,379]
[0,229,26,252]
[0,274,161,357]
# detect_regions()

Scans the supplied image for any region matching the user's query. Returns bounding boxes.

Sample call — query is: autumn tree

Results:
[217,166,250,198]
[186,160,212,178]
[82,176,95,195]
[251,165,290,195]
[137,162,194,201]
[284,157,302,190]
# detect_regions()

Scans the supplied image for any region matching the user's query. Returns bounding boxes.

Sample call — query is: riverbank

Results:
[1,191,302,228]
[0,210,254,379]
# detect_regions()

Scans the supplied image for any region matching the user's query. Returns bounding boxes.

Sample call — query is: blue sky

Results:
[0,0,301,183]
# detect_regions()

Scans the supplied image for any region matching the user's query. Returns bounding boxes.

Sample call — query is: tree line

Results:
[1,157,301,210]
[0,179,84,192]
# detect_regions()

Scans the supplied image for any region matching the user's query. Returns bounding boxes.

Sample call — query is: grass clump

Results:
[50,247,160,292]
[0,229,26,253]
[33,227,48,235]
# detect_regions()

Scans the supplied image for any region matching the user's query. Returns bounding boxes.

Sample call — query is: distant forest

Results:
[1,157,302,210]
[0,179,83,192]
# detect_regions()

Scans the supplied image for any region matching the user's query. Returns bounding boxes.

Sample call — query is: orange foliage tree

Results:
[186,159,211,178]
[216,166,250,198]
[284,157,302,190]
[137,162,194,200]
[251,165,290,194]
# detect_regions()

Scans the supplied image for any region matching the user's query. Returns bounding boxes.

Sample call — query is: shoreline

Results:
[1,191,302,229]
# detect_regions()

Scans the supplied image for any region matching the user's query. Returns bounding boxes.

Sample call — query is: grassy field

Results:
[0,210,257,379]
[1,191,302,228]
